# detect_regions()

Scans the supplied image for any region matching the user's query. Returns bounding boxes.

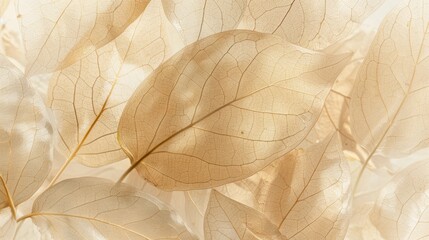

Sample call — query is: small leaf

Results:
[17,0,151,75]
[118,30,350,190]
[204,190,285,240]
[162,0,247,45]
[238,0,386,49]
[350,0,429,158]
[0,55,52,210]
[28,177,196,239]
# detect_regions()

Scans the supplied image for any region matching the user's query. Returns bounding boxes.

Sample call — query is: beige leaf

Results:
[126,171,211,239]
[238,0,385,50]
[117,30,350,190]
[317,91,363,159]
[16,0,150,75]
[0,208,15,239]
[0,55,52,213]
[218,134,351,239]
[0,2,25,68]
[47,0,183,175]
[204,190,285,240]
[350,0,429,159]
[371,160,429,240]
[0,0,9,15]
[161,0,247,45]
[23,177,195,240]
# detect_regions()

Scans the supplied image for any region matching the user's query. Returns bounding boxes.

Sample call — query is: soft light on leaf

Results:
[350,0,429,158]
[371,160,429,240]
[0,55,52,210]
[204,190,285,240]
[238,0,385,49]
[0,208,15,239]
[219,133,351,239]
[48,0,184,170]
[118,30,350,190]
[26,177,196,239]
[17,0,150,75]
[162,0,247,45]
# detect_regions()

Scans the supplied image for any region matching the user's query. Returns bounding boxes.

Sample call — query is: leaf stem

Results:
[0,175,17,219]
[15,213,37,223]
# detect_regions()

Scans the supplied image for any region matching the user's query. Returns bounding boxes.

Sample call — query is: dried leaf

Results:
[126,171,211,239]
[350,0,429,158]
[218,134,351,239]
[238,0,385,49]
[48,0,183,168]
[0,55,52,210]
[118,30,350,190]
[371,160,429,240]
[27,177,195,239]
[0,208,15,239]
[162,0,247,45]
[16,0,150,75]
[204,190,285,240]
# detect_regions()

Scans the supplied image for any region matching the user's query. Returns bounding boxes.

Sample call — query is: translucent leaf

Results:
[126,172,211,239]
[218,134,351,239]
[47,0,184,169]
[350,0,429,158]
[118,30,350,190]
[0,0,9,15]
[238,0,385,50]
[162,0,247,45]
[204,190,285,240]
[0,208,15,239]
[27,177,196,239]
[0,55,52,210]
[371,160,429,240]
[16,0,150,75]
[0,2,25,68]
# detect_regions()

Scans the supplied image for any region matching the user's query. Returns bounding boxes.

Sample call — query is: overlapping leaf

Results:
[25,177,195,239]
[16,0,150,75]
[0,208,15,239]
[238,0,385,50]
[204,190,285,240]
[161,0,247,45]
[48,0,184,169]
[218,133,351,239]
[118,30,349,190]
[371,160,429,240]
[0,55,52,210]
[350,0,429,158]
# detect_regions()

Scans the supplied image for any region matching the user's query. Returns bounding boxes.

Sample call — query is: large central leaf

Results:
[118,30,349,190]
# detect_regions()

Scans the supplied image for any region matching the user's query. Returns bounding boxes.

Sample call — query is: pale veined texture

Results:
[204,190,286,240]
[371,160,429,240]
[16,0,151,75]
[118,30,350,190]
[24,177,196,239]
[126,172,211,239]
[0,55,52,213]
[161,0,247,45]
[238,0,385,50]
[218,133,351,239]
[0,208,15,239]
[47,0,184,174]
[350,0,429,158]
